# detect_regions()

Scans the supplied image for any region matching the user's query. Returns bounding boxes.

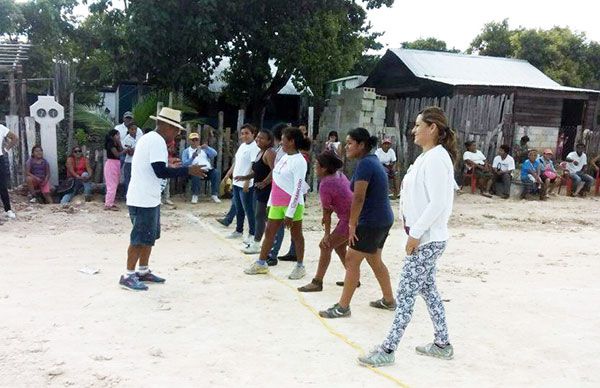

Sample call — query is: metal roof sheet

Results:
[389,48,599,94]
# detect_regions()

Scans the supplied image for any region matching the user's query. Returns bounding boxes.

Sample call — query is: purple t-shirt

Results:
[319,172,352,235]
[27,158,48,180]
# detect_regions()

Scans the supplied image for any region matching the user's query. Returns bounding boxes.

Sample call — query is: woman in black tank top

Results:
[235,129,276,253]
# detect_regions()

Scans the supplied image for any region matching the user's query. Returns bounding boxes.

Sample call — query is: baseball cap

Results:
[188,132,200,140]
[123,111,133,119]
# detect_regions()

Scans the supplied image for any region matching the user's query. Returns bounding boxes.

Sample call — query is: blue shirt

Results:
[350,154,394,227]
[520,159,541,180]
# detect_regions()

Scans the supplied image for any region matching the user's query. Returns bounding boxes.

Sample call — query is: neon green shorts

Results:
[268,205,305,221]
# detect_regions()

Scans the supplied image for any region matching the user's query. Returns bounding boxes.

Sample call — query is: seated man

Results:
[375,138,399,198]
[537,149,559,198]
[565,143,594,197]
[491,144,515,199]
[520,149,545,200]
[463,140,492,197]
[181,132,221,203]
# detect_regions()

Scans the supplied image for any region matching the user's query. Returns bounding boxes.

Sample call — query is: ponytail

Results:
[419,106,459,167]
[348,127,378,153]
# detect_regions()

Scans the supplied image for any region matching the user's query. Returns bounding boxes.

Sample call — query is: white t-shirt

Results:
[492,154,515,172]
[269,152,309,218]
[325,141,341,156]
[463,150,486,165]
[115,123,144,141]
[127,131,168,208]
[0,124,9,156]
[232,141,260,188]
[375,148,397,165]
[566,151,587,174]
[185,146,212,171]
[122,134,138,163]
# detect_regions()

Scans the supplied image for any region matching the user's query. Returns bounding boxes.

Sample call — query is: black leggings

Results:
[0,155,11,212]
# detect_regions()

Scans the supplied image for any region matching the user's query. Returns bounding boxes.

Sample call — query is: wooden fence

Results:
[384,94,515,170]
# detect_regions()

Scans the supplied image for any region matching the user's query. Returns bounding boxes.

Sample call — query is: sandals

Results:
[298,278,323,292]
[104,205,119,211]
[335,281,361,288]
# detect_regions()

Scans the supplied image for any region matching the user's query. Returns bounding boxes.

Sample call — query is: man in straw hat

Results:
[119,107,206,291]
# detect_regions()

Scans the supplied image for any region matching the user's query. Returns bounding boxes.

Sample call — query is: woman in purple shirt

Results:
[299,152,352,292]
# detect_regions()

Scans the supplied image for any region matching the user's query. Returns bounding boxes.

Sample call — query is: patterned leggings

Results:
[382,241,449,351]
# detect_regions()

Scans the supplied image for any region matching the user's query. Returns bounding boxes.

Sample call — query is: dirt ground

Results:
[1,189,599,387]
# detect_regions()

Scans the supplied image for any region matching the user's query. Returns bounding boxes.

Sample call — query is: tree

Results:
[401,37,460,53]
[0,0,23,41]
[214,0,394,126]
[467,19,513,57]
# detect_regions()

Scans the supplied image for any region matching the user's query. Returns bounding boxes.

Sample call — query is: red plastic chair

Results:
[462,168,477,194]
[595,169,600,196]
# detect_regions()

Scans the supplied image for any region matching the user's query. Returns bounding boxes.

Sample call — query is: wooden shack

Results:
[363,48,600,163]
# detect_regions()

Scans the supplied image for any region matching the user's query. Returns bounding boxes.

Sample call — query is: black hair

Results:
[271,122,288,141]
[106,129,119,141]
[31,145,42,154]
[258,129,274,147]
[240,123,257,135]
[347,127,378,153]
[520,135,530,143]
[282,127,311,151]
[317,152,343,174]
[126,121,138,128]
[576,142,585,148]
[327,130,339,142]
[464,140,476,148]
[500,144,510,153]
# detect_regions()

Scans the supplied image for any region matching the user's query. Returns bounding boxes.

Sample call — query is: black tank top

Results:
[252,150,272,203]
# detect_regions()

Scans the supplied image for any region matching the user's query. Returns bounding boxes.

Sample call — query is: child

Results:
[298,152,352,292]
[25,145,53,204]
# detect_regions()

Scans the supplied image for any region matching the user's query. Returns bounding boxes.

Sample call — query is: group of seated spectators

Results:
[462,140,599,200]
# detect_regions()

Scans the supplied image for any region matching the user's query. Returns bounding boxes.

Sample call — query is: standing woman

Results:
[244,127,309,280]
[319,128,395,318]
[298,152,352,292]
[235,129,276,254]
[104,129,124,210]
[0,123,18,219]
[359,106,457,367]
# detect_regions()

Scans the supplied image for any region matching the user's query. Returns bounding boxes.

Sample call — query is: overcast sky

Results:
[366,0,600,52]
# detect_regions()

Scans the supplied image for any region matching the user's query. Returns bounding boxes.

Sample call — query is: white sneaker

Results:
[242,241,261,254]
[226,231,243,239]
[288,265,306,280]
[243,234,255,245]
[211,195,221,203]
[5,210,16,219]
[191,195,199,204]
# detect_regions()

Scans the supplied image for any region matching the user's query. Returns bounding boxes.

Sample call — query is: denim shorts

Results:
[128,205,161,246]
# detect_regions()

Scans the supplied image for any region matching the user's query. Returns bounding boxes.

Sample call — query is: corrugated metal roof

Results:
[389,48,599,94]
[209,57,311,96]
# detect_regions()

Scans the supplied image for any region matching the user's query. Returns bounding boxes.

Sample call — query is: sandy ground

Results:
[1,189,599,388]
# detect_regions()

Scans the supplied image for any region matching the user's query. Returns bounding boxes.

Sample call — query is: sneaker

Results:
[211,195,221,203]
[369,298,397,311]
[288,265,306,280]
[119,274,148,291]
[216,218,230,227]
[226,231,243,239]
[358,346,395,367]
[5,210,16,219]
[29,197,37,203]
[266,256,278,266]
[244,261,269,275]
[191,195,198,204]
[415,343,454,360]
[242,241,261,254]
[278,253,297,262]
[137,270,166,283]
[319,303,351,319]
[243,234,255,245]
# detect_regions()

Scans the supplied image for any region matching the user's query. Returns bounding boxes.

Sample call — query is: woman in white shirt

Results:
[359,106,457,367]
[244,127,310,280]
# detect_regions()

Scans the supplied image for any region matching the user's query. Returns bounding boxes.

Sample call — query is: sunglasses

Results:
[74,150,82,153]
[190,138,200,141]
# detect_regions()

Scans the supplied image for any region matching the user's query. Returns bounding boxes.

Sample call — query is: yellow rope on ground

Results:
[187,213,410,388]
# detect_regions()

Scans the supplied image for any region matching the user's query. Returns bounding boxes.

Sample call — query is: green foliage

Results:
[74,104,114,136]
[0,0,23,40]
[467,19,513,57]
[74,128,88,145]
[401,37,460,53]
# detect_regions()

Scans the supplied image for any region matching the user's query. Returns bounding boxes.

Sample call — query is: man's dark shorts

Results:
[350,224,393,254]
[128,205,161,246]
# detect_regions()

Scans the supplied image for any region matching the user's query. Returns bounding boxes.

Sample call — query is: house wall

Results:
[513,125,560,153]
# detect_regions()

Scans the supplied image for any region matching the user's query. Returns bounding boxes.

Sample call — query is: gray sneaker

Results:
[319,303,351,318]
[358,346,395,367]
[288,265,306,280]
[415,343,454,360]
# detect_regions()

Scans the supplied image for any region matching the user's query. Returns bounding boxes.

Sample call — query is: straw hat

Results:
[150,107,184,130]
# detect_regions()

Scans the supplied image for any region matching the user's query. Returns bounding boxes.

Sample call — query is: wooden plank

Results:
[216,111,224,174]
[237,109,245,134]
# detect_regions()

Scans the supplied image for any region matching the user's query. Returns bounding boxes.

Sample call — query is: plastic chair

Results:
[595,169,600,196]
[462,168,477,194]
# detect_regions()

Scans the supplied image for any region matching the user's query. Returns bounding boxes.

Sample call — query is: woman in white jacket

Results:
[359,106,458,367]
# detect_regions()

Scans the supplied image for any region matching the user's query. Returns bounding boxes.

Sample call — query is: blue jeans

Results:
[123,162,132,197]
[268,224,297,259]
[191,168,220,196]
[60,180,93,204]
[232,185,255,235]
[223,200,236,225]
[570,171,594,190]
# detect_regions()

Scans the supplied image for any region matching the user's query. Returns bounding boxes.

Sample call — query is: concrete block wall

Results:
[514,126,559,154]
[319,87,387,140]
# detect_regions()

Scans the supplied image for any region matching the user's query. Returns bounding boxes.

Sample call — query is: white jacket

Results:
[400,145,455,245]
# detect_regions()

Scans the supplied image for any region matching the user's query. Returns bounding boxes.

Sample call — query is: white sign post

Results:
[29,96,64,186]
